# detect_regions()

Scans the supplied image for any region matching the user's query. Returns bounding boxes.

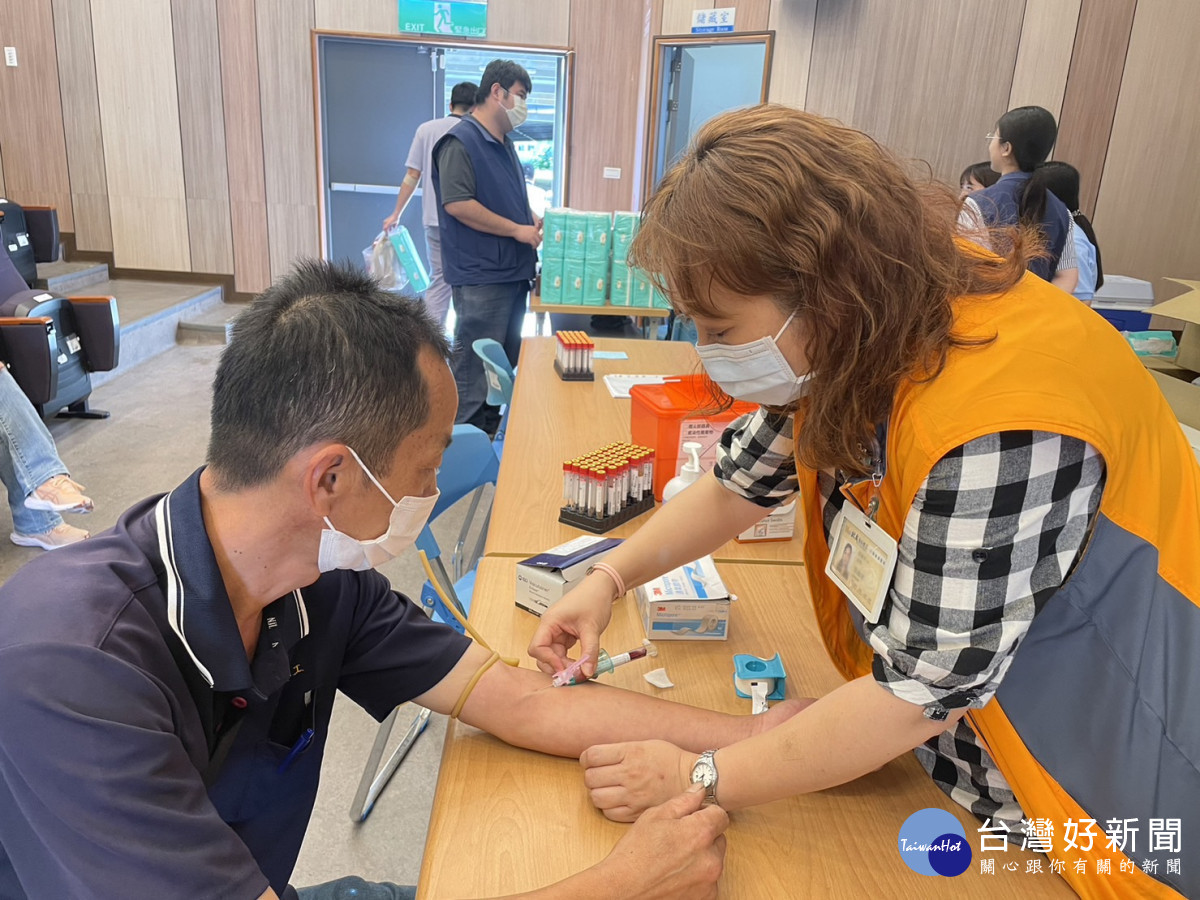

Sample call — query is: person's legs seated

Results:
[0,366,91,549]
[297,876,416,900]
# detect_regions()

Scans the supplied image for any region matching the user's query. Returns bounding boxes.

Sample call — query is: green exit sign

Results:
[399,1,488,38]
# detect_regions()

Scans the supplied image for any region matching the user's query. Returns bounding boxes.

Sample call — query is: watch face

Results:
[692,761,717,787]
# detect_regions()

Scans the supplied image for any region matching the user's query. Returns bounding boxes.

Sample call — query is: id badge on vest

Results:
[825,502,898,623]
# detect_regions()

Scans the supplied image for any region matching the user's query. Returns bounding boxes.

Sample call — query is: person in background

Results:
[432,60,540,436]
[958,161,998,199]
[959,106,1078,292]
[381,81,478,329]
[0,261,806,900]
[530,105,1200,897]
[0,363,92,550]
[1041,160,1104,304]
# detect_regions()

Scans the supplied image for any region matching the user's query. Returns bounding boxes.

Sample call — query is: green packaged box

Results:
[387,226,431,293]
[612,211,640,265]
[542,208,568,255]
[631,268,653,308]
[651,286,672,310]
[610,262,631,306]
[584,212,612,264]
[562,258,585,305]
[583,258,610,306]
[540,256,565,304]
[564,211,589,259]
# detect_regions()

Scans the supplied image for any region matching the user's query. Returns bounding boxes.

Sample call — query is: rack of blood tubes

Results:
[553,330,595,382]
[559,442,656,533]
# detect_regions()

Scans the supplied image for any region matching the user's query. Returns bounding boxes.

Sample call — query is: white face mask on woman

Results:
[317,447,439,573]
[694,312,813,406]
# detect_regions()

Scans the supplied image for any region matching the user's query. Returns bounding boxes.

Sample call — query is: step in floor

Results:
[177,302,247,345]
[34,259,110,293]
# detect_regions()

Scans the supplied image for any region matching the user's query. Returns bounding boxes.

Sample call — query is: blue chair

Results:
[350,424,500,822]
[471,338,514,446]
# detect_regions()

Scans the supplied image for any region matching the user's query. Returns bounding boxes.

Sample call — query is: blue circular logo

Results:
[897,809,973,877]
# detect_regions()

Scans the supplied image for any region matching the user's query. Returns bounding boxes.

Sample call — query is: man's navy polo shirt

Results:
[0,469,470,899]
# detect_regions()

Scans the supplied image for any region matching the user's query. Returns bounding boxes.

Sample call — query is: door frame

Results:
[641,31,774,204]
[311,29,575,258]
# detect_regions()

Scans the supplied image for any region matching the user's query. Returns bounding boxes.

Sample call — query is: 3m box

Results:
[635,556,731,640]
[515,536,622,616]
[630,375,757,499]
[387,226,431,293]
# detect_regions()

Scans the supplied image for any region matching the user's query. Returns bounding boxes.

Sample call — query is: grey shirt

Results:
[434,116,525,207]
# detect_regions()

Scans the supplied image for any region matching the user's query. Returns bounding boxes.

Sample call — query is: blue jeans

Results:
[0,367,67,535]
[450,280,528,433]
[297,877,416,900]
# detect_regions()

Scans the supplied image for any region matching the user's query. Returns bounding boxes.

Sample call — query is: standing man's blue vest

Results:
[431,117,537,287]
[973,171,1070,281]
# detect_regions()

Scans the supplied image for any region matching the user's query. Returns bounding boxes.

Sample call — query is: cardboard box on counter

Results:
[516,536,621,616]
[635,555,732,640]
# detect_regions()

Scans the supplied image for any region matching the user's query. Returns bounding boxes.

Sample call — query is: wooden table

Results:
[417,558,1071,899]
[484,337,804,565]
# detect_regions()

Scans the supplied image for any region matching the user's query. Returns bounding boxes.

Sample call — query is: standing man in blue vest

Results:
[432,59,540,435]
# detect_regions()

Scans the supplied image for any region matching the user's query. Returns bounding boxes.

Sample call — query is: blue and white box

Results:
[635,555,731,640]
[516,535,622,616]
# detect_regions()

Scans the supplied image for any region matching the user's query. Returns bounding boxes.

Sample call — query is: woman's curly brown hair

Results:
[629,104,1036,477]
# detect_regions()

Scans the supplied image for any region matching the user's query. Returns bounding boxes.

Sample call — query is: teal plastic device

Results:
[732,653,787,701]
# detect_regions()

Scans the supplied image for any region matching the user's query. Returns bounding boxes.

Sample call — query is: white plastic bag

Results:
[363,229,409,291]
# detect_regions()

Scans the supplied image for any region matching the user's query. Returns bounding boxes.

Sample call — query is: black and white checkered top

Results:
[714,408,1106,830]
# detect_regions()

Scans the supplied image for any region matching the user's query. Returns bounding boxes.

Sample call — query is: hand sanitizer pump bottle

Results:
[662,441,703,502]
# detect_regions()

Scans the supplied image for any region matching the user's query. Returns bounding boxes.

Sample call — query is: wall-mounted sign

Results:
[399,1,487,39]
[691,8,735,34]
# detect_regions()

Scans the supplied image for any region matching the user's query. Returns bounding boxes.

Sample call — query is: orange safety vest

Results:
[797,272,1200,897]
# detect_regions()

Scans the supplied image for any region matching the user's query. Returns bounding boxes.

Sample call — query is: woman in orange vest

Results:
[529,105,1199,897]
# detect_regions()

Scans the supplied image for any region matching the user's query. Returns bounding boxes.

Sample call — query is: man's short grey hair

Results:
[206,258,451,490]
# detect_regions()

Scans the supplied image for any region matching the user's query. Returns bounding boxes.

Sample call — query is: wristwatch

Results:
[690,750,719,804]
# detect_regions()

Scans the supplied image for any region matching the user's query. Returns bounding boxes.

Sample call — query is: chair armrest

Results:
[21,207,61,263]
[67,296,120,372]
[0,317,58,405]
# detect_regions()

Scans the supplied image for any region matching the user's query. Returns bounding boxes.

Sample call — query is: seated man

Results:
[0,260,796,900]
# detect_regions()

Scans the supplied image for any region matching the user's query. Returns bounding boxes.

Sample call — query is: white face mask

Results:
[317,447,440,573]
[695,312,813,406]
[504,89,528,129]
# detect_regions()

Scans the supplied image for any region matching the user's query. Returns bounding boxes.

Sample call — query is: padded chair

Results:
[0,249,119,419]
[350,424,500,823]
[471,338,515,447]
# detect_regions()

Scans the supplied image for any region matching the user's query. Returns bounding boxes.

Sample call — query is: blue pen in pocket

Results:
[278,691,315,775]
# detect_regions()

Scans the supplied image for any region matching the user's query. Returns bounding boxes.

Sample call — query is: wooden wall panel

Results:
[1007,0,1081,124]
[568,0,649,211]
[314,0,399,33]
[662,0,705,34]
[91,0,190,270]
[0,148,5,196]
[172,0,234,274]
[0,0,73,229]
[217,0,271,292]
[1093,0,1200,282]
[1055,0,1137,216]
[732,0,770,32]
[487,0,570,46]
[804,0,1026,185]
[51,0,112,250]
[766,0,817,109]
[256,0,319,280]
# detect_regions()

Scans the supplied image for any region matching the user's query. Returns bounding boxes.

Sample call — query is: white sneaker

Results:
[11,523,90,550]
[24,476,94,514]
